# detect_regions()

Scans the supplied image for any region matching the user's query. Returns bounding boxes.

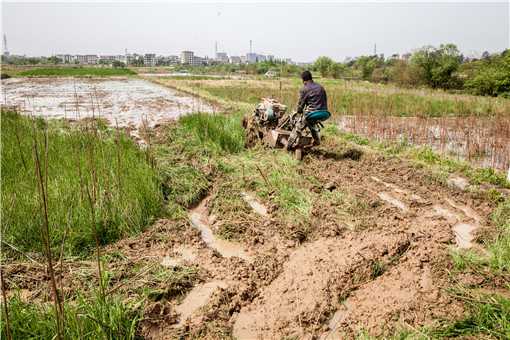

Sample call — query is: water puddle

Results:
[433,202,480,248]
[241,192,269,217]
[378,192,408,212]
[372,176,424,202]
[453,223,477,249]
[445,198,481,223]
[175,280,228,326]
[433,205,460,223]
[189,198,251,261]
[160,246,197,267]
[448,175,470,190]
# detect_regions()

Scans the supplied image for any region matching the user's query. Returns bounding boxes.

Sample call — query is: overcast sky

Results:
[2,1,509,62]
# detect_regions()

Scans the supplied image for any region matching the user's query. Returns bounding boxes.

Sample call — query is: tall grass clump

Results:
[1,110,162,256]
[2,290,140,339]
[178,112,244,154]
[156,112,244,207]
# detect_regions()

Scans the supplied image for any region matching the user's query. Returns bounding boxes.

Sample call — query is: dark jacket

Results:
[297,81,328,113]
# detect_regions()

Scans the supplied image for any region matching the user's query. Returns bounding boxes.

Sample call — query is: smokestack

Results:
[249,40,252,54]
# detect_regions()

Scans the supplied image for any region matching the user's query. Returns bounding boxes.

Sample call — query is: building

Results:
[246,52,258,63]
[215,52,229,63]
[144,53,156,67]
[56,54,74,63]
[75,55,98,64]
[181,51,194,65]
[192,55,206,66]
[229,56,241,64]
[265,70,277,78]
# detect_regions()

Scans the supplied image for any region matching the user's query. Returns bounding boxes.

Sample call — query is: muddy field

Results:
[3,76,509,339]
[5,131,502,338]
[2,77,214,128]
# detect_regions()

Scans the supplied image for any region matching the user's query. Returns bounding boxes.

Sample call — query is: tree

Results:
[112,60,125,68]
[314,56,334,77]
[410,44,462,89]
[328,62,346,79]
[465,51,510,97]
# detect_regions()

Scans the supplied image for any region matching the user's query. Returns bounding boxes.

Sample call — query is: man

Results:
[295,70,330,145]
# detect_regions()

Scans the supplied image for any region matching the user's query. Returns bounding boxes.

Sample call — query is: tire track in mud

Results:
[233,232,411,339]
[304,149,491,337]
[147,147,493,338]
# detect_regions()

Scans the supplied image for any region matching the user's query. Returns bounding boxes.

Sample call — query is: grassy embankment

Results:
[1,110,162,339]
[3,66,136,77]
[1,111,161,256]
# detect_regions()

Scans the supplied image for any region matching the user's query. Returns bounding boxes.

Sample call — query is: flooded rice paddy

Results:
[2,77,214,128]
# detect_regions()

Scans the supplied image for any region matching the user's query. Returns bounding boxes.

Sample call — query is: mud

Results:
[175,280,229,326]
[189,196,252,261]
[3,128,500,339]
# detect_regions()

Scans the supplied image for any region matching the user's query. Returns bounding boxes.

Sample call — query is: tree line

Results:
[312,44,510,97]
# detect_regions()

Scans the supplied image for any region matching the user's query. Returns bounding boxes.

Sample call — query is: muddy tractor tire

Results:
[294,148,303,160]
[243,115,263,148]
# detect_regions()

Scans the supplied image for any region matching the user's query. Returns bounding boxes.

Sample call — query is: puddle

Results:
[371,176,424,203]
[445,198,481,223]
[448,175,470,190]
[3,77,214,130]
[433,205,460,223]
[453,223,477,249]
[160,246,197,268]
[433,203,479,248]
[378,192,408,212]
[175,281,228,325]
[189,198,251,261]
[241,192,269,217]
[325,301,353,336]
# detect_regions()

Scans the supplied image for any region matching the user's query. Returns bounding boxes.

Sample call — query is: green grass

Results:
[1,110,162,256]
[433,292,510,339]
[2,289,141,339]
[154,77,510,117]
[18,67,136,77]
[155,112,245,207]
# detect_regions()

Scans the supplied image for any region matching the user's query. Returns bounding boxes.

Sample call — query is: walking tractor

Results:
[242,98,324,160]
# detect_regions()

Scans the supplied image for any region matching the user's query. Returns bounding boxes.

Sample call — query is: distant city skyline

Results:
[2,2,509,62]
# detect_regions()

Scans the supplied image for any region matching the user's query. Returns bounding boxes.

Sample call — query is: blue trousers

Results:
[305,110,331,124]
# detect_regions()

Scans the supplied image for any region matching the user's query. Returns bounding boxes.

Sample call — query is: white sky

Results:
[2,1,509,62]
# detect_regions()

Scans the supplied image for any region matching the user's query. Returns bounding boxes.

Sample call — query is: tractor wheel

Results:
[243,115,260,148]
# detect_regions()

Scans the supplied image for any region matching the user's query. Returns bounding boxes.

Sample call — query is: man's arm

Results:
[297,87,307,113]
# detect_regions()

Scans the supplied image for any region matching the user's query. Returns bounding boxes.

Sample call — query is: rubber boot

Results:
[310,125,320,146]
